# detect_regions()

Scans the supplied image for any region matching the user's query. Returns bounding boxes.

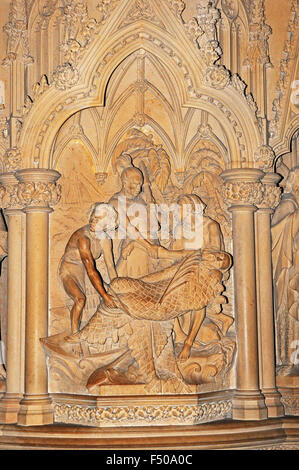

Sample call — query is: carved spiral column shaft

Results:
[16,169,61,426]
[222,169,267,420]
[0,173,25,423]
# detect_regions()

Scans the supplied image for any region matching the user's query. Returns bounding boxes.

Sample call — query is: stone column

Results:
[255,172,284,417]
[16,168,61,426]
[0,173,25,423]
[222,168,267,420]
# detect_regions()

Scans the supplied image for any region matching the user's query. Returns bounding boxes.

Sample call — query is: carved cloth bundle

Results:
[108,251,229,321]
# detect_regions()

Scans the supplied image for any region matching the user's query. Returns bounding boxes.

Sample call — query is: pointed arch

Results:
[18,15,262,170]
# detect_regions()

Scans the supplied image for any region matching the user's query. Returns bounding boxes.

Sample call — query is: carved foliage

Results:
[121,0,165,29]
[96,0,122,24]
[62,2,98,50]
[223,181,264,206]
[0,183,20,210]
[17,181,62,208]
[167,0,186,17]
[258,185,282,210]
[254,145,275,171]
[223,179,281,209]
[52,1,100,89]
[196,0,222,65]
[2,0,33,66]
[0,180,61,210]
[244,0,272,67]
[23,75,50,118]
[270,0,299,137]
[52,63,80,90]
[3,148,22,172]
[204,65,230,89]
[54,400,232,427]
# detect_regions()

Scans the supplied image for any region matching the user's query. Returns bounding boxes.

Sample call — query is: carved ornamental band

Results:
[223,180,281,209]
[0,181,61,210]
[0,169,61,210]
[16,181,61,209]
[223,181,264,206]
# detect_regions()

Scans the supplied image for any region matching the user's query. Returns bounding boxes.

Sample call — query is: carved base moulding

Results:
[277,376,299,416]
[0,417,298,450]
[52,391,233,428]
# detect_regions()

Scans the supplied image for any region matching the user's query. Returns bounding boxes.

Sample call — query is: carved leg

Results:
[178,308,205,360]
[63,276,86,334]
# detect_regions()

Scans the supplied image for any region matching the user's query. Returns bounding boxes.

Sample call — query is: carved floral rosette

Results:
[204,65,231,90]
[254,145,275,171]
[52,63,80,90]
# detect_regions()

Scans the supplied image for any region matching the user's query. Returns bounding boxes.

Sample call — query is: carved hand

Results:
[102,293,118,309]
[122,242,135,259]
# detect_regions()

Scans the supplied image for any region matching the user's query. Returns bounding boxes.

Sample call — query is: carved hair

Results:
[177,193,206,212]
[88,202,118,222]
[120,165,144,183]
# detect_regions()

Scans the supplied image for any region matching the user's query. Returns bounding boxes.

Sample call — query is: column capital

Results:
[257,172,282,210]
[15,168,61,211]
[221,168,265,184]
[16,168,61,184]
[0,172,23,211]
[221,168,264,208]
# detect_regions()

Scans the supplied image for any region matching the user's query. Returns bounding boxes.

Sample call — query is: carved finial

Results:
[2,0,34,66]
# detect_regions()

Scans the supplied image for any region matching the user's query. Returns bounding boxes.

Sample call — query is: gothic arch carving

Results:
[18,24,263,170]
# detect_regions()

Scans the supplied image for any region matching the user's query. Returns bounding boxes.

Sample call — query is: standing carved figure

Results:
[109,166,160,278]
[59,203,118,334]
[272,167,299,370]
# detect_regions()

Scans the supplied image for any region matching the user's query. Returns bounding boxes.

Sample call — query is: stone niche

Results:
[44,50,237,427]
[0,0,297,437]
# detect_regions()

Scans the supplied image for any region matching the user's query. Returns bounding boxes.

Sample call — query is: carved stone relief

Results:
[0,0,297,438]
[41,62,237,396]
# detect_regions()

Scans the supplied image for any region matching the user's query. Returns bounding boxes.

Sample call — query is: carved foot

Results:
[178,343,191,361]
[220,315,234,336]
[64,331,81,343]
